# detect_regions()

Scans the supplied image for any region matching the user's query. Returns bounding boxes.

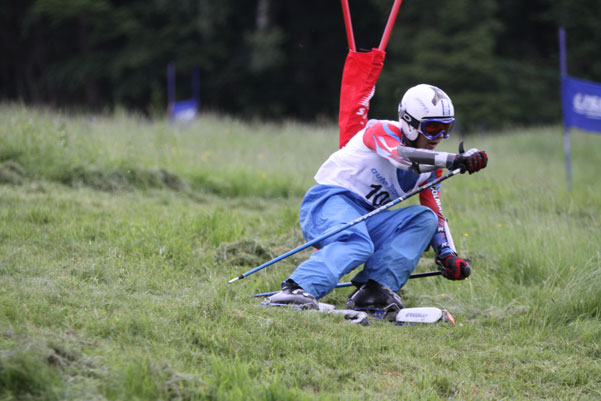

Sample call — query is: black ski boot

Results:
[263,280,319,310]
[346,280,403,321]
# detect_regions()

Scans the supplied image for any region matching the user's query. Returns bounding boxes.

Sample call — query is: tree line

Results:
[2,0,600,132]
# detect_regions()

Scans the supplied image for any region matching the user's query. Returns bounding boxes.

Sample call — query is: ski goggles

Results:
[420,118,455,139]
[402,111,455,139]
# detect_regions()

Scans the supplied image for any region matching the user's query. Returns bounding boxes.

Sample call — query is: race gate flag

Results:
[561,76,601,134]
[558,27,601,190]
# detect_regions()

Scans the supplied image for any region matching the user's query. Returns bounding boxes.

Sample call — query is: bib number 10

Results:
[366,184,391,206]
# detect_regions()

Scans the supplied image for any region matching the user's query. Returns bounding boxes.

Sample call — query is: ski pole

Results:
[228,168,462,284]
[252,270,442,298]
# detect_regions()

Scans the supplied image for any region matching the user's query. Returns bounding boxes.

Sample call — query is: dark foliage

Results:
[1,0,600,131]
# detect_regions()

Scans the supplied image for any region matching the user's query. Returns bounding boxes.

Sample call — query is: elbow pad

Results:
[397,145,455,169]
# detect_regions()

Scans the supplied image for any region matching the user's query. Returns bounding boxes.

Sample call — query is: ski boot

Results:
[346,280,403,321]
[261,280,319,310]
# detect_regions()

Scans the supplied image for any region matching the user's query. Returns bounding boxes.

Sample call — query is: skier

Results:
[265,84,487,318]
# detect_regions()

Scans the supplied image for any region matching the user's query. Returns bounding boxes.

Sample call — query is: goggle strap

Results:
[401,110,421,130]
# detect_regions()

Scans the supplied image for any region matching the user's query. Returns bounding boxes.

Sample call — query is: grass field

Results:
[1,104,600,400]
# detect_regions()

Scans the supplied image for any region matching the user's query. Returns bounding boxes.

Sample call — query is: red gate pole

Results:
[341,0,356,51]
[378,0,403,51]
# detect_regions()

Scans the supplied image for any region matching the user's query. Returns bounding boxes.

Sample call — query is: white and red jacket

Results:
[315,119,456,255]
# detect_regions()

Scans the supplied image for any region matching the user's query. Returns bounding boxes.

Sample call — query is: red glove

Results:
[451,149,488,174]
[439,254,471,280]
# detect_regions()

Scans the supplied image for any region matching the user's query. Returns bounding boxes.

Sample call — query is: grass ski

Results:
[395,307,455,326]
[259,300,455,327]
[259,300,370,326]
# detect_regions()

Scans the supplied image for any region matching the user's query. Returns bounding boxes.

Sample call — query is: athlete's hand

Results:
[438,254,471,280]
[451,148,488,174]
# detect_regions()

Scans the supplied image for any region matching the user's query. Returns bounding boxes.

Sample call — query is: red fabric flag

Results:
[338,48,386,148]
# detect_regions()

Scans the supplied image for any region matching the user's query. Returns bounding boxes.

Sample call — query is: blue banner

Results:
[562,76,601,134]
[170,99,198,122]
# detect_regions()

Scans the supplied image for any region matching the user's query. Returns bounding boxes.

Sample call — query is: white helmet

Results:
[398,84,455,141]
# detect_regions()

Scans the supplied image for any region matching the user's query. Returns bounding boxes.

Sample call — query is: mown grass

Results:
[1,104,600,400]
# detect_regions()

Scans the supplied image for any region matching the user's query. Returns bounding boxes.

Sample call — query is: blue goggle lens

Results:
[420,118,454,139]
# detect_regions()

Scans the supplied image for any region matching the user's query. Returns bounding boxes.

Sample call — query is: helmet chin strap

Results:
[400,127,415,146]
[401,124,430,146]
[399,120,418,143]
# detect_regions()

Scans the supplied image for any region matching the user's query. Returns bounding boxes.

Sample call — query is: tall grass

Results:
[0,105,331,195]
[1,104,600,400]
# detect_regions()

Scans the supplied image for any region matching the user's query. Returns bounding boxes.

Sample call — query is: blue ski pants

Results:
[289,185,438,299]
